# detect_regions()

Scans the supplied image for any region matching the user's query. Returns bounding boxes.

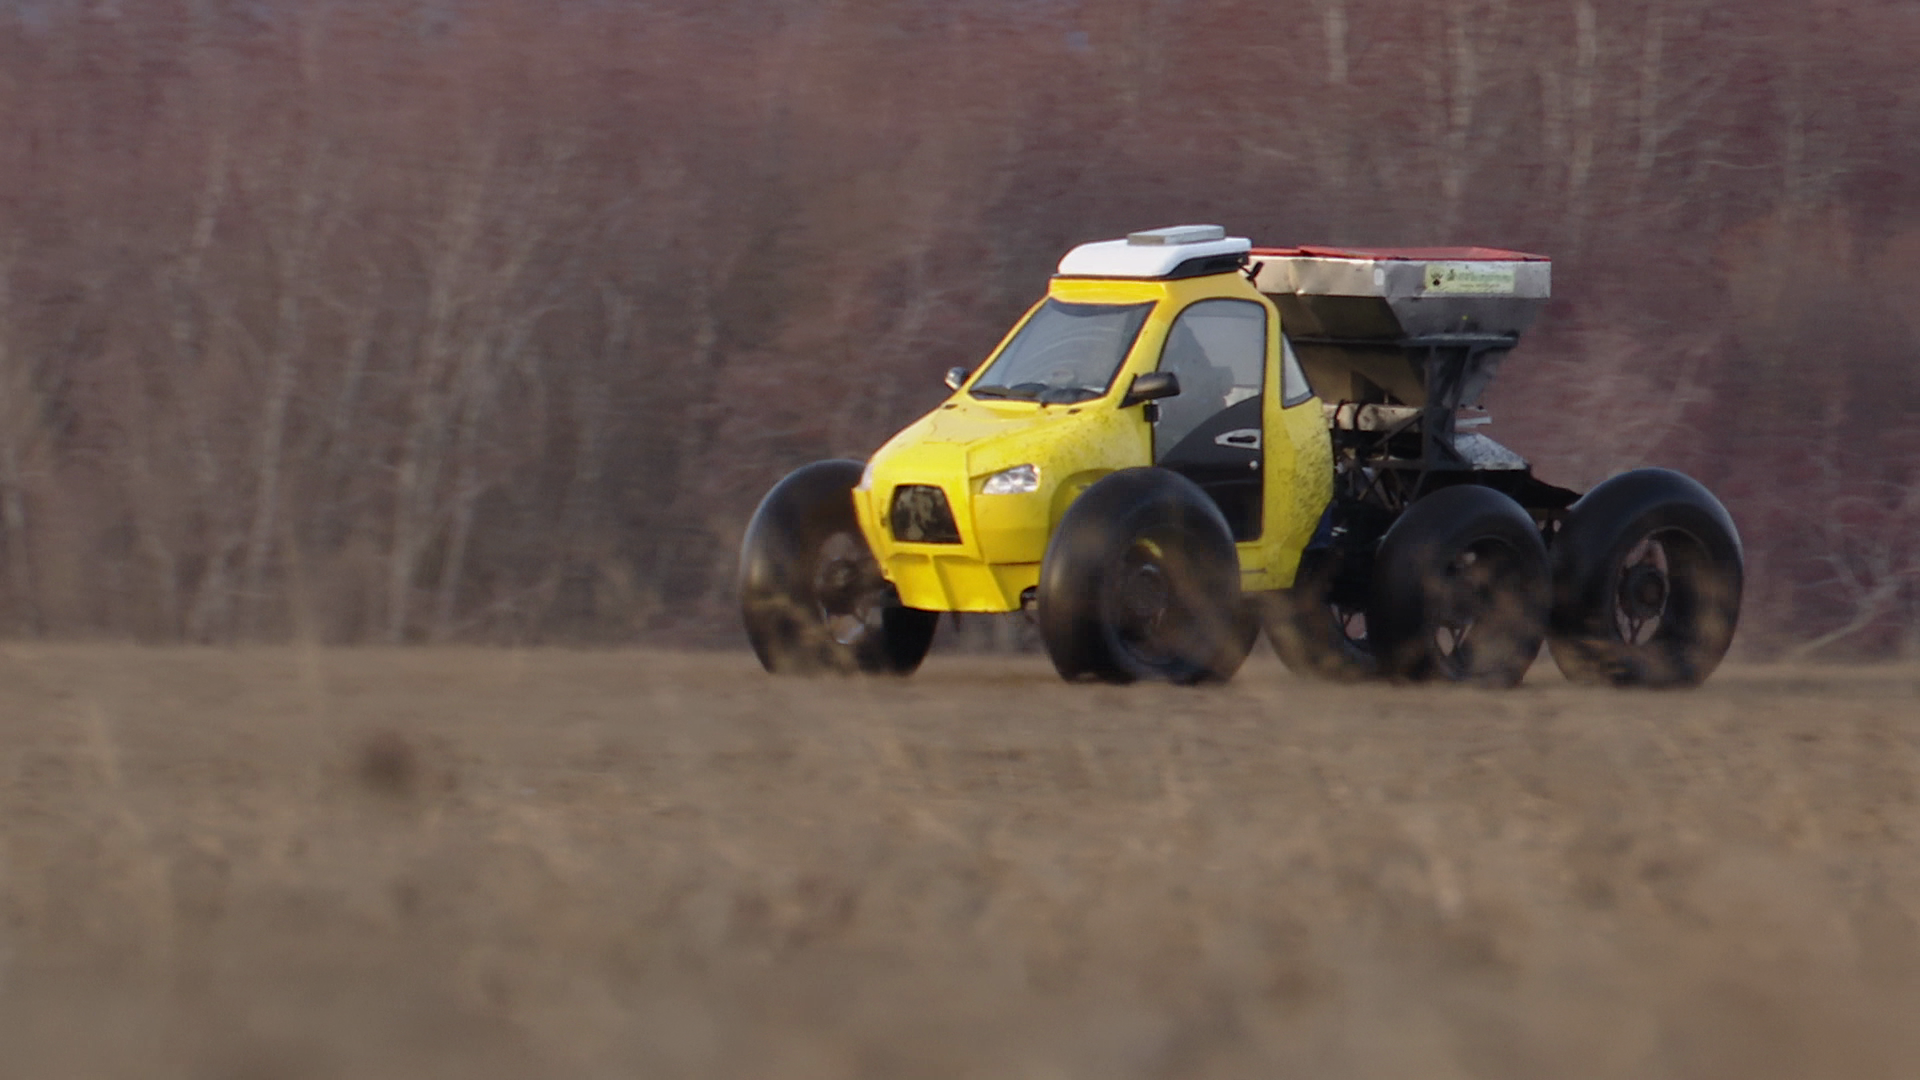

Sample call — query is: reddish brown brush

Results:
[0,2,1915,654]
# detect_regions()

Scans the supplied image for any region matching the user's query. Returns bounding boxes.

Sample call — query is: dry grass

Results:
[1,644,1917,1079]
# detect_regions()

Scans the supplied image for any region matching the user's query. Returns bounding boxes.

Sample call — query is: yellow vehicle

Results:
[740,227,1745,686]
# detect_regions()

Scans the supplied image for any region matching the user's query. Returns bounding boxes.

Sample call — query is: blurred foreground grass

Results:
[1,645,1917,1079]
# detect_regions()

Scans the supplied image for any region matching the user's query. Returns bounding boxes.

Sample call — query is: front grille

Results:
[889,484,962,544]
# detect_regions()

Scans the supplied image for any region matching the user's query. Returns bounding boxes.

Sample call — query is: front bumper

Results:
[858,477,1049,613]
[881,552,1038,613]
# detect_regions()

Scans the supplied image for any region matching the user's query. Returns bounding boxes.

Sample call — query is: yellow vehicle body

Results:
[852,272,1334,614]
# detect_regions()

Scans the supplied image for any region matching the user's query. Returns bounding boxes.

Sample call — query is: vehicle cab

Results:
[851,225,1334,614]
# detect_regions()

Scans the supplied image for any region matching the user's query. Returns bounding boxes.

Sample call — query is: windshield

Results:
[969,299,1155,405]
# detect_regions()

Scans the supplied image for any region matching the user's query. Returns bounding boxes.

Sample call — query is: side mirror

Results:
[944,366,969,391]
[1121,371,1181,407]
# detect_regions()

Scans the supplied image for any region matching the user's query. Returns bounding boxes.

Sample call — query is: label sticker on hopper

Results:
[1423,262,1516,294]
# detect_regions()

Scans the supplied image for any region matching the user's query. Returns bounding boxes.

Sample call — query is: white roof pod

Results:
[1057,224,1254,280]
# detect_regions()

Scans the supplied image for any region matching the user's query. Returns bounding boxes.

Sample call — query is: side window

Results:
[1153,299,1266,460]
[1281,335,1315,407]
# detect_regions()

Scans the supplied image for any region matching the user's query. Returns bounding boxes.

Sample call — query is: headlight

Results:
[856,458,876,492]
[981,464,1040,495]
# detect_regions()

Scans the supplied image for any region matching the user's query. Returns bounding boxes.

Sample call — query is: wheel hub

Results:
[815,558,863,614]
[1118,562,1170,625]
[1620,563,1669,620]
[813,533,887,647]
[1433,550,1490,626]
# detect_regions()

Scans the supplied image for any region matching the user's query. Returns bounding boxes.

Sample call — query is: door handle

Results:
[1214,428,1262,450]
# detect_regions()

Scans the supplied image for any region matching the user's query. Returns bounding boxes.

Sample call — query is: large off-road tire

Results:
[1370,484,1550,687]
[738,460,938,675]
[1262,550,1378,682]
[1548,468,1743,687]
[1037,468,1252,685]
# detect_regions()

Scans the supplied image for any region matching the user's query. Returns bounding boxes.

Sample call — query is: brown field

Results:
[2,644,1917,1080]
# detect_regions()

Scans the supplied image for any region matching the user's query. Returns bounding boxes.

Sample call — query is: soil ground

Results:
[2,644,1917,1079]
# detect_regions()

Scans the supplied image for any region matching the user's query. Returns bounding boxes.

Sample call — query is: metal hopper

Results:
[1250,246,1551,477]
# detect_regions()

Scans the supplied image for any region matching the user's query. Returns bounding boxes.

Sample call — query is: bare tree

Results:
[1783,398,1920,661]
[0,243,46,633]
[0,0,1910,650]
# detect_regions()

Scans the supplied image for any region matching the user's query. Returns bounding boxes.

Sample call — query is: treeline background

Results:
[1,0,1916,654]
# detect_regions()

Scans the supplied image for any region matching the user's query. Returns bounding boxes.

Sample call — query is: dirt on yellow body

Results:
[853,272,1333,613]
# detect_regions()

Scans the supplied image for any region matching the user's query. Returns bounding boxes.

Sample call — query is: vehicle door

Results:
[1151,298,1267,541]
